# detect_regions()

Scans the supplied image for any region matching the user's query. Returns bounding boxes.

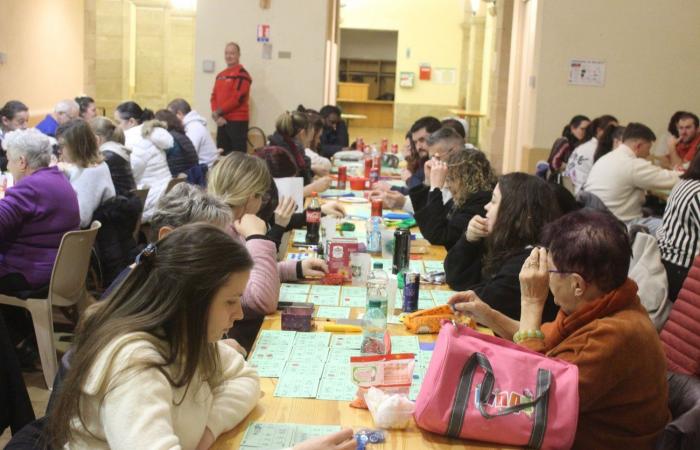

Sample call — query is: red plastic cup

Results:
[349,176,367,191]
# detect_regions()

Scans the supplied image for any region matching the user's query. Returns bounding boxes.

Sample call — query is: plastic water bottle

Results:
[361,299,387,355]
[367,262,389,316]
[366,199,384,253]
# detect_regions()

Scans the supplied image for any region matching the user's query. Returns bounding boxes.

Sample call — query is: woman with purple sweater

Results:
[0,129,80,364]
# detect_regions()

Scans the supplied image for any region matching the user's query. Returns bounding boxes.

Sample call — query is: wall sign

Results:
[399,72,415,88]
[419,63,431,81]
[257,24,270,42]
[568,59,606,87]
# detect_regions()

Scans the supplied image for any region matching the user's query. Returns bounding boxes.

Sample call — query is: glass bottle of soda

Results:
[306,192,321,244]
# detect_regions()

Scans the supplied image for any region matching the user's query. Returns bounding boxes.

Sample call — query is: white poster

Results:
[434,68,457,85]
[568,59,606,87]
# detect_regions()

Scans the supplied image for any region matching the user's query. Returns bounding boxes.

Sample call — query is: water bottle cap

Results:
[373,262,383,269]
[367,299,382,308]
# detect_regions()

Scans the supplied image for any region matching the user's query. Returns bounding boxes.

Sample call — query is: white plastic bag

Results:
[364,387,416,429]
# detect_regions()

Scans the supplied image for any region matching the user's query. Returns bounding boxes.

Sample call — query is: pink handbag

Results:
[414,322,579,449]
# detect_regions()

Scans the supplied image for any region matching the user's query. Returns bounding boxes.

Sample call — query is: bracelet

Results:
[513,329,544,344]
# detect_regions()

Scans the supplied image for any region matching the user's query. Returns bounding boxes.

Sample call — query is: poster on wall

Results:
[568,59,606,87]
[399,72,415,88]
[433,68,457,85]
[257,24,270,42]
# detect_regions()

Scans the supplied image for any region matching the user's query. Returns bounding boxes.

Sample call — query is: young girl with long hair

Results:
[445,172,561,323]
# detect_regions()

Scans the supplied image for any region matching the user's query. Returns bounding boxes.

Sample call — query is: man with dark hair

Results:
[318,105,348,157]
[671,112,700,165]
[584,122,679,235]
[168,98,218,167]
[409,116,442,157]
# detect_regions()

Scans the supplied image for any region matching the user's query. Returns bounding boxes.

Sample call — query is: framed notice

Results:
[399,72,415,88]
[568,59,606,87]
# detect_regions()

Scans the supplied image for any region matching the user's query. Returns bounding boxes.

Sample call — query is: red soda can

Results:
[364,158,372,178]
[391,143,399,154]
[380,138,388,153]
[337,166,347,189]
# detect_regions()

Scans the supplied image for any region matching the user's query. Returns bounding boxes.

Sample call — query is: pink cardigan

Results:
[229,227,298,315]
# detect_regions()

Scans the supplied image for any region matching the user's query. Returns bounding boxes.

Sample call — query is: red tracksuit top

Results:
[210,64,252,122]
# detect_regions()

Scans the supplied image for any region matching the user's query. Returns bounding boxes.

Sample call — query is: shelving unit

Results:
[339,58,396,100]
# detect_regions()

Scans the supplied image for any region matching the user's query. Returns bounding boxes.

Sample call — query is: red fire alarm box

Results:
[419,64,431,81]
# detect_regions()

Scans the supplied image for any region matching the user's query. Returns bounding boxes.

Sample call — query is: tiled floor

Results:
[0,371,50,446]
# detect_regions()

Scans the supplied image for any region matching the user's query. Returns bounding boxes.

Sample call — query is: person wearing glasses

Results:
[445,172,562,323]
[450,209,669,450]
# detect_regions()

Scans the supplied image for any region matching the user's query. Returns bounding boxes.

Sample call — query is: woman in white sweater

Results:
[47,223,259,449]
[56,119,116,228]
[115,102,173,222]
[47,223,354,450]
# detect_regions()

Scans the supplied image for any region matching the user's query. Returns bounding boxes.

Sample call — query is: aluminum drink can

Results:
[402,272,420,313]
[392,227,411,275]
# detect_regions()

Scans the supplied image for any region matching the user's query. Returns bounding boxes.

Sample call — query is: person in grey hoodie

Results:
[167,98,219,167]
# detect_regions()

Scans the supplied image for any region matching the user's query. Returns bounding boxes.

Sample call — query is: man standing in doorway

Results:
[211,42,251,154]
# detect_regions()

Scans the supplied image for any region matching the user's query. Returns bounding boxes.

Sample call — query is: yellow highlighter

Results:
[324,323,362,333]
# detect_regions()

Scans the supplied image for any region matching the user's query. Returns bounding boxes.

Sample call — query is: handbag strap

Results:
[446,352,552,449]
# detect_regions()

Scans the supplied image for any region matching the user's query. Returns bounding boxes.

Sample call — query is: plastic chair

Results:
[0,221,101,389]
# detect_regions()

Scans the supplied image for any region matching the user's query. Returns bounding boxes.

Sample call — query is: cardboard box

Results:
[328,238,359,280]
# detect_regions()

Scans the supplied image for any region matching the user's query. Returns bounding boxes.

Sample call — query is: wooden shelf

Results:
[339,57,396,100]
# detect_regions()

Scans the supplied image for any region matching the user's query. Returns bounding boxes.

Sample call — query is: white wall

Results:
[193,0,330,133]
[531,0,700,148]
[339,29,397,61]
[0,0,84,118]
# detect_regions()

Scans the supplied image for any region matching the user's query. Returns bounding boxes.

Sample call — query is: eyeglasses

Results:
[547,269,572,275]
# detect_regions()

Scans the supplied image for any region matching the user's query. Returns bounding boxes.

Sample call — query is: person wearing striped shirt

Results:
[657,152,700,302]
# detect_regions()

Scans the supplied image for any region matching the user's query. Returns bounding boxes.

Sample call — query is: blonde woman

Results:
[208,152,328,317]
[410,147,496,250]
[55,119,116,228]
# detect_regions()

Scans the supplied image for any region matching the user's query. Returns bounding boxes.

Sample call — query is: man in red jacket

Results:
[211,42,251,154]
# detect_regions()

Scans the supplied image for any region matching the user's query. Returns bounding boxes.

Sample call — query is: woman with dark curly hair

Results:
[410,147,495,250]
[444,172,561,322]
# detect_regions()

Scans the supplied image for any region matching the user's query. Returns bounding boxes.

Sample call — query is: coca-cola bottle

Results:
[305,192,321,244]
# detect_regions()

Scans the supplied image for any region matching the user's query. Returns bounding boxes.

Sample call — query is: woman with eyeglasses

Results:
[451,209,669,450]
[445,172,561,325]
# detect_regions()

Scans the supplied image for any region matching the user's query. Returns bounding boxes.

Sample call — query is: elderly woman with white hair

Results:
[0,129,80,364]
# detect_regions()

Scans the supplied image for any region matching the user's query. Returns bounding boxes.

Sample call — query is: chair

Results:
[247,126,267,154]
[655,371,700,450]
[0,221,101,388]
[660,254,700,376]
[164,174,186,194]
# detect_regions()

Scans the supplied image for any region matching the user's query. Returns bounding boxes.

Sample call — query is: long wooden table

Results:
[212,198,511,450]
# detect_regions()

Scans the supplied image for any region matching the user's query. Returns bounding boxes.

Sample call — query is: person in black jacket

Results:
[411,147,495,250]
[155,109,199,176]
[318,105,349,158]
[444,172,562,323]
[90,117,137,196]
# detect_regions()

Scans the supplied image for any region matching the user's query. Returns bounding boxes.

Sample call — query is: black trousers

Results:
[0,273,33,346]
[0,312,35,436]
[217,120,249,155]
[663,259,690,303]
